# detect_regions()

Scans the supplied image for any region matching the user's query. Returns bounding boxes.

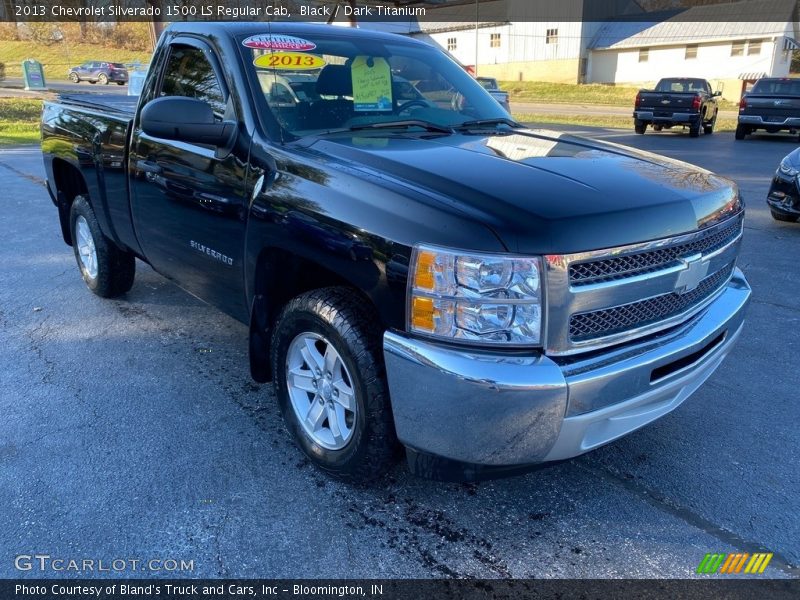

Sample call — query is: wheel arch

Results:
[248,247,379,383]
[51,158,89,245]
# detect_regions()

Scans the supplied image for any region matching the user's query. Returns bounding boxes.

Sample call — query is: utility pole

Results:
[474,0,479,76]
[147,0,166,51]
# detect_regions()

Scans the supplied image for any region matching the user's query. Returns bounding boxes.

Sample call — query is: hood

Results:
[306,128,740,254]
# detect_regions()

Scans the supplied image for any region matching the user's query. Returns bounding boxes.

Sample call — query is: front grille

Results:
[569,216,742,286]
[569,262,735,341]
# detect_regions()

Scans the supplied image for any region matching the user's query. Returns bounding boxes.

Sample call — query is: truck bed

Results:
[56,94,138,119]
[42,93,139,256]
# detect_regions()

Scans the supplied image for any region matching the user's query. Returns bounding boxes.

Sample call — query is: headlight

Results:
[408,244,543,346]
[779,157,798,177]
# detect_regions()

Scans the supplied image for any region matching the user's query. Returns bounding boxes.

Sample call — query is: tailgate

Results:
[742,95,800,121]
[639,92,696,113]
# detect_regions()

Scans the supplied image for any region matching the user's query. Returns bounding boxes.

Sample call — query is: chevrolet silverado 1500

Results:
[634,77,720,136]
[42,23,751,482]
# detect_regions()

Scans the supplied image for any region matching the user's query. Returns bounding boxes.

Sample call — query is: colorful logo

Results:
[696,552,773,574]
[242,34,316,51]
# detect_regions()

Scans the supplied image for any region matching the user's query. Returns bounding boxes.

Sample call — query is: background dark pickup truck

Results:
[737,77,800,140]
[41,22,750,483]
[634,77,720,137]
[475,76,510,112]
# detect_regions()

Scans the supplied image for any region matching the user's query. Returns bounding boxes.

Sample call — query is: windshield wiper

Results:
[347,120,455,134]
[455,117,521,130]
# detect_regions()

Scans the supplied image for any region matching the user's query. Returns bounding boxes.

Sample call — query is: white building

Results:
[419,21,602,83]
[587,0,800,101]
[355,0,799,97]
[357,0,643,83]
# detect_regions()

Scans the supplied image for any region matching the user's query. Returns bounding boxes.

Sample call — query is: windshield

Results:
[751,78,800,96]
[242,31,511,138]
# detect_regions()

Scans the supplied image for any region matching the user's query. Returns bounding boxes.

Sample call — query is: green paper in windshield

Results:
[351,57,392,112]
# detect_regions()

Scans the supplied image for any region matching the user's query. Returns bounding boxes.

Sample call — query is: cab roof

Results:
[168,21,429,47]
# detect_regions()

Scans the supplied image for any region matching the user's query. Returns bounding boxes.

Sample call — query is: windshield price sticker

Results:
[253,53,326,71]
[351,57,393,112]
[242,34,316,51]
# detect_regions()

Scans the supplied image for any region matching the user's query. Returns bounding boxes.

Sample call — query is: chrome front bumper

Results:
[383,269,750,469]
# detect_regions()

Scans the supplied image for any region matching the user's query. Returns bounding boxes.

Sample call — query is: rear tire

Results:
[735,125,747,140]
[770,208,798,222]
[689,122,700,137]
[69,195,135,298]
[271,287,398,482]
[98,73,109,85]
[68,72,79,83]
[634,121,646,134]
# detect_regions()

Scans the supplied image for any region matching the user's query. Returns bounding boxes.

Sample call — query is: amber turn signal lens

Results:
[411,296,436,331]
[413,250,436,291]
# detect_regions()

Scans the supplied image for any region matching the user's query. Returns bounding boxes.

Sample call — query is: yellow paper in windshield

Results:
[351,56,392,112]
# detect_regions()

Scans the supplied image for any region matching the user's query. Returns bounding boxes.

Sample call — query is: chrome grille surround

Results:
[569,262,735,341]
[544,212,744,356]
[568,216,742,285]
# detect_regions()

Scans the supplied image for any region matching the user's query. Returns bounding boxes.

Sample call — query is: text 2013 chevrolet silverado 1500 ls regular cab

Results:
[42,23,751,482]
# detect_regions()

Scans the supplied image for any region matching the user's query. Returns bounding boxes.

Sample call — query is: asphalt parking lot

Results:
[1,126,798,579]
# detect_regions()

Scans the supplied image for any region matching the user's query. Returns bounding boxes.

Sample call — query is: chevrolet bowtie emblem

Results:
[675,254,710,294]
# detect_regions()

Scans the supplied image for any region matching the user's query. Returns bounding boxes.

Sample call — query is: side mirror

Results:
[713,90,723,97]
[140,96,235,148]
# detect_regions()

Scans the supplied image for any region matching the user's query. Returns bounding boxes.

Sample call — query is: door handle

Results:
[136,160,162,174]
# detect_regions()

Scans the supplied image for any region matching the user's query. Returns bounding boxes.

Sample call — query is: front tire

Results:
[70,195,135,298]
[271,288,398,482]
[653,125,663,132]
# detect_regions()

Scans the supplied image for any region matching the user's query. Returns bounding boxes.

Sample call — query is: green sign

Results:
[22,59,47,91]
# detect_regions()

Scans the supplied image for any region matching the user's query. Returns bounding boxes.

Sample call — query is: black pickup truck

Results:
[736,77,800,140]
[634,77,721,136]
[42,23,750,482]
[475,76,511,112]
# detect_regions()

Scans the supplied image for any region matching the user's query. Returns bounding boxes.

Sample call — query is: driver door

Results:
[129,38,249,320]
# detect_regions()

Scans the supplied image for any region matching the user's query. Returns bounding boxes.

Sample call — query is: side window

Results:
[160,45,227,117]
